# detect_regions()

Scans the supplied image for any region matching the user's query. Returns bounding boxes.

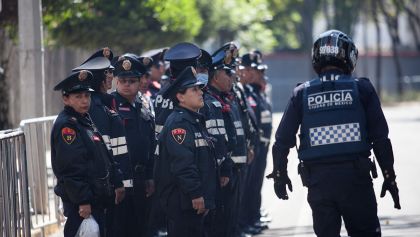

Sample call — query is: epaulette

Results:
[67,116,78,124]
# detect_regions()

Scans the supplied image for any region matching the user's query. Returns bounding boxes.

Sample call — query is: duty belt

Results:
[260,136,270,146]
[122,179,133,188]
[231,155,247,163]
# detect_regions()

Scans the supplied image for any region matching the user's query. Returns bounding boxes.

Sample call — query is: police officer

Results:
[111,56,156,237]
[268,30,401,237]
[154,66,217,237]
[214,43,250,237]
[72,48,128,236]
[196,49,212,86]
[138,56,155,116]
[154,42,202,138]
[141,48,168,99]
[51,70,123,237]
[243,50,272,230]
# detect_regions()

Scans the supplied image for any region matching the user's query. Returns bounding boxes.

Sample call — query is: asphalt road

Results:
[259,102,420,237]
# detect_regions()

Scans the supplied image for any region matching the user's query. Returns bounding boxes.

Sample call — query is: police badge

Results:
[103,47,111,59]
[78,70,88,81]
[122,60,132,71]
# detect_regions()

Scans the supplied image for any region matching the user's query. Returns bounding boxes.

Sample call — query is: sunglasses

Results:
[118,78,139,84]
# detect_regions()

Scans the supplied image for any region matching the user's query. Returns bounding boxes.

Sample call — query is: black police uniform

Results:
[154,42,201,138]
[273,71,384,236]
[51,71,123,237]
[271,30,400,237]
[203,42,248,237]
[73,51,130,237]
[111,56,155,237]
[247,83,272,226]
[222,90,249,237]
[154,67,217,237]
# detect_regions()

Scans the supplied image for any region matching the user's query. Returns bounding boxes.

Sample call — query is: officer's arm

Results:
[167,124,203,199]
[359,79,394,173]
[53,124,94,205]
[146,120,156,180]
[272,90,302,172]
[200,102,232,178]
[108,112,129,187]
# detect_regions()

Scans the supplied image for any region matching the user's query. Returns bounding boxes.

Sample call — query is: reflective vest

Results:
[298,76,370,161]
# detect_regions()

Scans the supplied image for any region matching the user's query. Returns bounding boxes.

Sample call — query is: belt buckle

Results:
[123,179,133,188]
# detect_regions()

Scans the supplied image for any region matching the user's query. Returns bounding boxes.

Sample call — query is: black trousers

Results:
[239,142,268,227]
[113,181,148,237]
[62,201,105,237]
[207,165,245,237]
[165,191,206,237]
[306,159,381,237]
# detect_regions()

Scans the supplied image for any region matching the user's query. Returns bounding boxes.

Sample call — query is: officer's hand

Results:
[247,148,255,164]
[78,204,92,219]
[192,197,206,214]
[266,170,293,200]
[220,176,230,187]
[380,177,401,209]
[145,179,155,197]
[115,187,125,204]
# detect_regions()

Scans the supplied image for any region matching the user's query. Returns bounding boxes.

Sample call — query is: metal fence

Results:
[20,116,63,235]
[0,115,62,237]
[0,129,31,237]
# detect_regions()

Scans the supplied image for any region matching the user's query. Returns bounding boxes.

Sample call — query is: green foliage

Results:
[195,0,276,53]
[42,0,203,52]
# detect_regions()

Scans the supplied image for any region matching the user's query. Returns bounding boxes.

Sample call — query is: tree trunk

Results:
[372,0,382,98]
[0,29,11,130]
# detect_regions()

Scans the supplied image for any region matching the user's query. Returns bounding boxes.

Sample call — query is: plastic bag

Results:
[75,215,100,237]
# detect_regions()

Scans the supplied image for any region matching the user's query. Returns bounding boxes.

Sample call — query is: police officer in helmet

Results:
[268,29,400,237]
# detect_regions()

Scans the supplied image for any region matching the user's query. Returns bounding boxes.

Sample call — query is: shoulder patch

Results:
[212,101,222,107]
[61,127,76,144]
[171,128,186,144]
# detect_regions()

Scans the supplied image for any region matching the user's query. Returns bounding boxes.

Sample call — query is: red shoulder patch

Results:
[171,128,186,144]
[61,127,76,144]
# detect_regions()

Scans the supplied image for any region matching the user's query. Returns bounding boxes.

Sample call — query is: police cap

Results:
[54,70,94,95]
[197,49,212,69]
[211,42,239,70]
[239,52,265,70]
[81,47,113,65]
[161,66,204,98]
[141,47,168,66]
[164,42,201,78]
[113,56,146,78]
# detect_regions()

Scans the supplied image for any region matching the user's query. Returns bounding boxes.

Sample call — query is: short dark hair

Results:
[171,87,188,106]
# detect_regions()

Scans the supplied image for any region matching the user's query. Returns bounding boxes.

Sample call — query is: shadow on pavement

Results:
[259,215,420,237]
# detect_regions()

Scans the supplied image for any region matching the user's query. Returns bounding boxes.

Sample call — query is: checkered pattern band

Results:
[309,123,361,147]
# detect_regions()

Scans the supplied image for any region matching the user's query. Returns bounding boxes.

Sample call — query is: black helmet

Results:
[312,30,358,74]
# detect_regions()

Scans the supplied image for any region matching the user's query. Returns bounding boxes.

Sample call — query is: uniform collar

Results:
[318,69,347,79]
[64,106,92,126]
[175,106,205,124]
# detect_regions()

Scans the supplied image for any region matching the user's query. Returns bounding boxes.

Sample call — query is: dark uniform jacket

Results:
[233,83,259,151]
[250,84,273,146]
[223,91,248,164]
[89,92,131,180]
[51,106,123,206]
[154,107,217,210]
[154,93,174,137]
[112,91,155,180]
[201,86,234,176]
[272,70,392,170]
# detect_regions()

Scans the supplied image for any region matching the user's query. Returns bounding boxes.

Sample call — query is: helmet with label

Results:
[312,30,358,74]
